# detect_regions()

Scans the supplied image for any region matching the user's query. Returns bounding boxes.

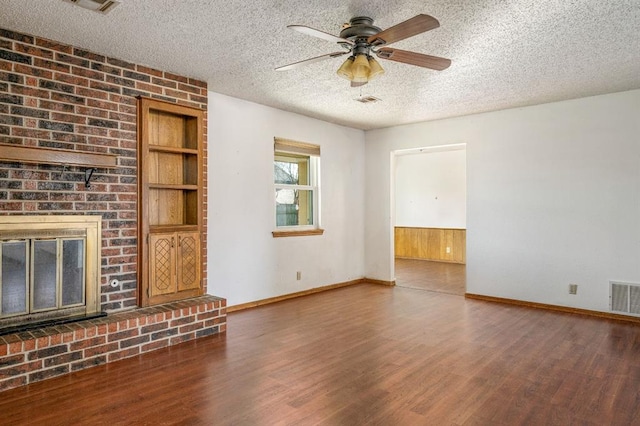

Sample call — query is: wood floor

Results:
[2,284,640,425]
[395,258,466,295]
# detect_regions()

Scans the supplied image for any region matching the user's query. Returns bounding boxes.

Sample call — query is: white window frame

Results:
[273,138,323,237]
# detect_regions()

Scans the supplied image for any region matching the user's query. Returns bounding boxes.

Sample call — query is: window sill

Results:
[272,229,325,238]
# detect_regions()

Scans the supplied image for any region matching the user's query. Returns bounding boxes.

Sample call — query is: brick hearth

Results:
[0,295,226,392]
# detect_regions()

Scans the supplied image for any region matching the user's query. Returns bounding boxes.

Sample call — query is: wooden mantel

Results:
[0,143,117,169]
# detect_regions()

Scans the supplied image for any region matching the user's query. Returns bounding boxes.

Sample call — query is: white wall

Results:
[395,148,466,228]
[208,92,365,306]
[366,89,640,313]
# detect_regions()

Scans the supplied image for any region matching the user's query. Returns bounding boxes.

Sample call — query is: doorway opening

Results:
[392,144,466,295]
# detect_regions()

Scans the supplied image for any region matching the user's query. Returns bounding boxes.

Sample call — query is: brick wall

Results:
[0,28,208,311]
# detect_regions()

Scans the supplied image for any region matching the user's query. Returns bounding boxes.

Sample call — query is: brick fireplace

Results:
[0,28,226,391]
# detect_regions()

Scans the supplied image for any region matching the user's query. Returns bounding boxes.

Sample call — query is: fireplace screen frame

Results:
[0,215,101,329]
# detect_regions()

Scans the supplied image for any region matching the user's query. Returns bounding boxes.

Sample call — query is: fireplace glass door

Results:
[0,215,101,331]
[1,237,85,319]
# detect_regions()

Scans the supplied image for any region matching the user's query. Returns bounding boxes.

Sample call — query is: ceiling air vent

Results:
[354,95,381,104]
[62,0,120,14]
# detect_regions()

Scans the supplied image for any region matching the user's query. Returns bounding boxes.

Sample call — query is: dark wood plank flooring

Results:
[2,284,640,425]
[395,258,466,295]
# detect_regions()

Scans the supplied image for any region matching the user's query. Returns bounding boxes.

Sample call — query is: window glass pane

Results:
[33,240,57,310]
[274,160,299,184]
[274,154,310,185]
[2,241,27,315]
[62,239,84,306]
[275,189,314,226]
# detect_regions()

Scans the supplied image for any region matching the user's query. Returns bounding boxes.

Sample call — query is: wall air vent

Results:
[610,281,640,316]
[354,96,381,104]
[62,0,120,14]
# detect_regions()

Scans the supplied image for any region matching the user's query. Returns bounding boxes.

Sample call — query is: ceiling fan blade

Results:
[275,51,349,71]
[368,14,440,46]
[288,25,354,45]
[376,48,451,71]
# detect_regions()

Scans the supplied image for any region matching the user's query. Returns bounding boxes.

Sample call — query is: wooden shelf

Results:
[0,143,117,169]
[148,145,198,155]
[148,184,199,190]
[149,224,199,233]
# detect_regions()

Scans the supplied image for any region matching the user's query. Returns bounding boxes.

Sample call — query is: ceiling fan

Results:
[275,14,451,87]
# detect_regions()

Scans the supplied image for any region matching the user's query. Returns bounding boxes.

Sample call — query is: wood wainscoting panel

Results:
[395,227,466,264]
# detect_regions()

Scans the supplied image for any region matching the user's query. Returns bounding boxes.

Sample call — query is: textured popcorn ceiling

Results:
[1,0,639,130]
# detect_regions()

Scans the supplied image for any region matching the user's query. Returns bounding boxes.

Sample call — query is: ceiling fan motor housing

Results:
[339,17,381,56]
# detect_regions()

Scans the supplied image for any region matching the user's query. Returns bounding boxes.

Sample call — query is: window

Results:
[273,138,323,237]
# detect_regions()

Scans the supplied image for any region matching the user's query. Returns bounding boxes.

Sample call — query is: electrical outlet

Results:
[569,284,578,295]
[296,271,301,281]
[446,247,451,254]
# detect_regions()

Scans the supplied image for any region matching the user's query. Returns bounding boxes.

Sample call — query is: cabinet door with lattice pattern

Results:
[149,233,177,297]
[177,231,201,291]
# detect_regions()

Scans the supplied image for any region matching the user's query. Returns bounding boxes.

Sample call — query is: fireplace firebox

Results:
[0,216,102,332]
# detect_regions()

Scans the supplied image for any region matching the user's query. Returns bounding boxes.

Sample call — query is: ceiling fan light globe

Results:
[351,54,371,82]
[336,57,354,80]
[368,57,385,80]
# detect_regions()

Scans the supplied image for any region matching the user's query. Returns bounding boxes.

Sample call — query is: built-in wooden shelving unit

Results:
[137,97,204,307]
